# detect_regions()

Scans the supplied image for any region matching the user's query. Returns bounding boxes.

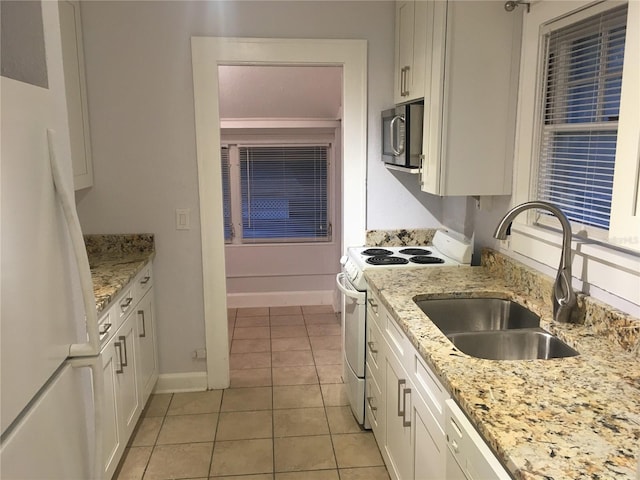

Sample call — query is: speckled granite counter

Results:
[85,234,155,314]
[364,249,639,480]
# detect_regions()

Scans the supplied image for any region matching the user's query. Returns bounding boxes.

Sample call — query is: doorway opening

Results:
[191,37,367,389]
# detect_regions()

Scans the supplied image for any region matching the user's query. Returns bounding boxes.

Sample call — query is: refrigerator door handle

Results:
[47,129,99,356]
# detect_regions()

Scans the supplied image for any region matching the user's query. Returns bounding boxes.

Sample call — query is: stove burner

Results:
[361,248,393,256]
[409,255,445,265]
[399,248,432,256]
[366,256,409,266]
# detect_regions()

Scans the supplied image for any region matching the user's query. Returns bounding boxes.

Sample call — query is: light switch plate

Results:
[176,208,191,230]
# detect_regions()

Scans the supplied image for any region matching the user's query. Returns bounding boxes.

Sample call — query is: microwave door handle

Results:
[389,115,405,156]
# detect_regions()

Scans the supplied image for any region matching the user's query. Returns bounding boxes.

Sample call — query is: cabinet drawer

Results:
[384,310,410,361]
[133,264,153,300]
[411,353,447,430]
[365,363,385,440]
[366,289,383,329]
[366,314,384,384]
[98,304,116,346]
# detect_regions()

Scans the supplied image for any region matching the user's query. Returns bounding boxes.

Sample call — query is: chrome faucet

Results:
[493,201,577,323]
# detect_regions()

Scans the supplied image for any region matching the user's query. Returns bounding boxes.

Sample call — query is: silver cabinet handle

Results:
[397,379,406,417]
[403,388,412,427]
[121,297,133,310]
[403,65,411,96]
[119,335,128,367]
[99,323,112,336]
[138,310,146,338]
[367,340,378,354]
[367,297,379,314]
[367,396,377,413]
[140,275,151,285]
[114,341,124,374]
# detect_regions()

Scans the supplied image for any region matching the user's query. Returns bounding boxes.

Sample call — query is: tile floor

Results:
[114,305,390,480]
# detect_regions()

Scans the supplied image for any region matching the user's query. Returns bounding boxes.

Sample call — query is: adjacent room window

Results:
[535,4,627,232]
[221,144,331,243]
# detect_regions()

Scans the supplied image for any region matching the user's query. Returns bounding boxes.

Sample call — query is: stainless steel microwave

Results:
[381,102,424,168]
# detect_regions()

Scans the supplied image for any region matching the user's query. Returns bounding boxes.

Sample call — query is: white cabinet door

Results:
[102,333,123,480]
[101,310,141,480]
[421,0,521,196]
[413,391,446,480]
[58,0,93,190]
[394,0,430,104]
[384,349,413,480]
[116,313,141,440]
[136,288,158,405]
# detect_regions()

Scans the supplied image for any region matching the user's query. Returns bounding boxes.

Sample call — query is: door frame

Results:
[191,37,367,389]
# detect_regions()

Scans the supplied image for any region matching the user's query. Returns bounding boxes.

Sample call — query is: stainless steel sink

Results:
[447,330,579,360]
[414,298,540,334]
[414,297,579,360]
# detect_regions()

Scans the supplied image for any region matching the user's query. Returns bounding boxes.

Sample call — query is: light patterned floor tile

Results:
[316,364,344,384]
[210,438,274,476]
[325,406,363,434]
[234,326,271,339]
[302,305,334,315]
[156,413,217,444]
[272,350,315,367]
[306,324,341,337]
[313,349,342,365]
[237,307,270,317]
[216,410,273,440]
[129,416,162,446]
[270,305,303,315]
[231,338,271,354]
[273,407,329,437]
[272,337,311,352]
[271,326,308,338]
[304,313,340,325]
[339,466,391,480]
[332,433,384,468]
[273,384,324,409]
[235,316,270,328]
[274,435,336,472]
[144,443,213,480]
[230,352,272,370]
[321,384,349,406]
[221,386,273,411]
[270,315,305,326]
[143,393,172,417]
[167,390,222,415]
[310,336,342,351]
[230,368,272,388]
[272,366,319,386]
[113,446,152,480]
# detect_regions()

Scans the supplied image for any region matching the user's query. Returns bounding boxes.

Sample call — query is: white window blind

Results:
[536,4,627,231]
[220,146,233,242]
[239,146,329,243]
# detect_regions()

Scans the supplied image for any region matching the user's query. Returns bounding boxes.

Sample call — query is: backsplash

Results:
[84,233,155,257]
[482,248,640,356]
[366,228,439,246]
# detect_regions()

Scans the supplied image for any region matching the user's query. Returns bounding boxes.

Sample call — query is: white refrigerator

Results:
[1,1,102,478]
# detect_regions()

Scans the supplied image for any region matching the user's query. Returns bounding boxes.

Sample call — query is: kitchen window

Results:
[535,3,627,235]
[221,144,332,244]
[510,0,640,308]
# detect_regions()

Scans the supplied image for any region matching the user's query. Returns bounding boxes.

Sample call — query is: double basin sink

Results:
[414,298,579,360]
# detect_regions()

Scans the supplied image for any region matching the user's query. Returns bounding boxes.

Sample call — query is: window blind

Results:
[220,146,233,242]
[239,146,329,242]
[536,5,627,230]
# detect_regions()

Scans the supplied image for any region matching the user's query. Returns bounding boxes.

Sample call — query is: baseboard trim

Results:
[227,290,336,309]
[154,372,208,394]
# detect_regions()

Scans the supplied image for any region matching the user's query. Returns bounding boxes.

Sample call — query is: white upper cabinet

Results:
[418,1,522,196]
[394,1,430,104]
[58,0,93,190]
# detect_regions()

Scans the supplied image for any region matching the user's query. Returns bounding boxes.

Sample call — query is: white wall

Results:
[76,0,442,375]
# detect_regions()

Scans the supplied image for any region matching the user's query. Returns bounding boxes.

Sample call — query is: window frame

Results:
[509,0,640,309]
[221,136,335,246]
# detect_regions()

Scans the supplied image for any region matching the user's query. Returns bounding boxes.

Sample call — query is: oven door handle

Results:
[336,273,366,303]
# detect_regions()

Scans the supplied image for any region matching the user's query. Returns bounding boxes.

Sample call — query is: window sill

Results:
[504,222,640,311]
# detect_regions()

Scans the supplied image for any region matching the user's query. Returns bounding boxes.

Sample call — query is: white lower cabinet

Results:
[367,289,448,480]
[100,261,158,479]
[383,349,414,480]
[366,288,510,480]
[102,312,140,480]
[136,289,158,405]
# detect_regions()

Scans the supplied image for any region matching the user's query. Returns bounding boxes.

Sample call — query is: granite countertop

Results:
[364,250,640,480]
[85,234,156,314]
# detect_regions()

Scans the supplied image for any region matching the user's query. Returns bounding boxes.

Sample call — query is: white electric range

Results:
[336,230,472,427]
